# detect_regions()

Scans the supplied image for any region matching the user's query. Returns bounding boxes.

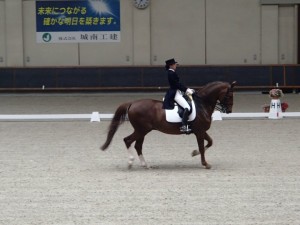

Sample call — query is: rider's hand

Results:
[186,88,195,95]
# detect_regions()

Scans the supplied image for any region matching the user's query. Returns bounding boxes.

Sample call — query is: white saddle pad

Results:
[165,101,196,123]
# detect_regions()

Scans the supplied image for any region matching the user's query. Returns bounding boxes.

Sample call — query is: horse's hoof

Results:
[191,150,199,157]
[205,164,211,169]
[148,165,159,169]
[128,157,134,169]
[141,163,149,169]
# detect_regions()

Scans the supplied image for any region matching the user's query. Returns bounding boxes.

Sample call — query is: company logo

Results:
[42,33,52,42]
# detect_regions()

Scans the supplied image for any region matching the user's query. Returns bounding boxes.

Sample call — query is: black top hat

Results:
[165,58,178,66]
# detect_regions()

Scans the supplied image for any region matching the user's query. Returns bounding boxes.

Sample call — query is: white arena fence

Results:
[0,111,300,122]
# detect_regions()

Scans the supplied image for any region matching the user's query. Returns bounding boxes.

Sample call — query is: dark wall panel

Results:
[272,66,284,86]
[223,66,270,86]
[142,67,167,87]
[179,66,271,86]
[1,65,299,91]
[57,68,101,87]
[100,68,142,87]
[0,68,14,88]
[14,68,57,88]
[285,66,300,86]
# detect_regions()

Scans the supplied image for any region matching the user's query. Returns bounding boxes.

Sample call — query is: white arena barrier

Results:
[213,112,300,121]
[0,111,300,122]
[212,97,300,120]
[0,112,113,122]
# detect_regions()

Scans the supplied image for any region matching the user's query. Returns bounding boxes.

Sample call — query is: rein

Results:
[215,101,227,113]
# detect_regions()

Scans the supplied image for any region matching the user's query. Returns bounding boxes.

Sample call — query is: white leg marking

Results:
[138,155,148,168]
[127,149,135,168]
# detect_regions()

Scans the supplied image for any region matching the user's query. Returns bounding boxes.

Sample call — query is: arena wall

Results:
[0,0,299,90]
[1,65,299,91]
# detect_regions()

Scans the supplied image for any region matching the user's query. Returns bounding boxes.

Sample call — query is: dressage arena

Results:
[0,92,299,225]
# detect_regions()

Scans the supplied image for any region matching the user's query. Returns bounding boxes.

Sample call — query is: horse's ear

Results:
[231,81,237,88]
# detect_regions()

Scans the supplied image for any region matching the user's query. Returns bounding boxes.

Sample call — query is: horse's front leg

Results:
[195,132,211,169]
[191,132,213,157]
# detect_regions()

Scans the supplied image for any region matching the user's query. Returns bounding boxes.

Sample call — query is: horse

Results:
[101,81,236,169]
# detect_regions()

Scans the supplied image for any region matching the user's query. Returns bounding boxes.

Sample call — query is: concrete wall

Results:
[261,5,298,64]
[0,0,298,67]
[151,0,206,65]
[79,0,135,66]
[0,0,5,67]
[261,5,279,64]
[5,0,24,66]
[23,1,79,66]
[278,5,297,64]
[206,0,261,64]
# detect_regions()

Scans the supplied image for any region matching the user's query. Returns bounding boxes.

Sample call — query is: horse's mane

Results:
[197,81,227,94]
[192,81,229,118]
[194,81,228,99]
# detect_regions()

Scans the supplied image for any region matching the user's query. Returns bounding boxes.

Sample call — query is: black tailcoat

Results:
[162,69,187,109]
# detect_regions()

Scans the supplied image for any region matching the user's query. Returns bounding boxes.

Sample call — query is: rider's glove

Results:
[186,88,195,95]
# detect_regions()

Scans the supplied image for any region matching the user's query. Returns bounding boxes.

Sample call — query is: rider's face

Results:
[170,63,177,70]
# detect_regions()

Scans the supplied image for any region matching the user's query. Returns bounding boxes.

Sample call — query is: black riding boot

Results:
[180,108,192,133]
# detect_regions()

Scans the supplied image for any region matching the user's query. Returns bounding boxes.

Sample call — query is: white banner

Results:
[37,31,121,43]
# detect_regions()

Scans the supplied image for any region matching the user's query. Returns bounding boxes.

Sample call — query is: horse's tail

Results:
[101,102,131,151]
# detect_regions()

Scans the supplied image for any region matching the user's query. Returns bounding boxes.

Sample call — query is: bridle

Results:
[215,86,233,113]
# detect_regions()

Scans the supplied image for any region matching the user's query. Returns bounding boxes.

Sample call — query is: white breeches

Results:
[174,90,191,111]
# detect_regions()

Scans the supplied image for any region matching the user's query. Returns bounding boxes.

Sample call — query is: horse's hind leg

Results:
[135,137,149,168]
[124,133,137,168]
[124,134,134,149]
[124,131,148,168]
[191,132,213,157]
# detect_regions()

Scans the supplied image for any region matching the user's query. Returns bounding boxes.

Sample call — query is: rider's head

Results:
[165,58,178,70]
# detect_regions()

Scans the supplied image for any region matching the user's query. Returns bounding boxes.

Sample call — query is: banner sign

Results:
[36,0,120,43]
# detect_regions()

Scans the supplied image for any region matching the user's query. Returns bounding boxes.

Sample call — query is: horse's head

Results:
[215,81,236,113]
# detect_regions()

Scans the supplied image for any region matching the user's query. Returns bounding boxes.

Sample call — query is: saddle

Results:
[165,94,196,123]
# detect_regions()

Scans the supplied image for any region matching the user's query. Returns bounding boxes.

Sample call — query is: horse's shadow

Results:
[113,162,215,172]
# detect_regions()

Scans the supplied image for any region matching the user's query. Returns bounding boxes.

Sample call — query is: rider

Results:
[162,58,195,133]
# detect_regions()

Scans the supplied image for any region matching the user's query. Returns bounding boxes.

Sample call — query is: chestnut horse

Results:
[101,81,236,169]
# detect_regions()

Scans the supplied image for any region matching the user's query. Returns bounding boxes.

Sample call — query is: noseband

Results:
[215,87,233,113]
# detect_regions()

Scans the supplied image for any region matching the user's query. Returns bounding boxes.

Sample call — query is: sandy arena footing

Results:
[0,92,299,225]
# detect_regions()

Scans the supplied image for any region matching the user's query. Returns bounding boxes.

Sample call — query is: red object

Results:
[281,102,289,112]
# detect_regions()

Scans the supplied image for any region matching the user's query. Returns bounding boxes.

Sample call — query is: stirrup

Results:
[180,125,191,133]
